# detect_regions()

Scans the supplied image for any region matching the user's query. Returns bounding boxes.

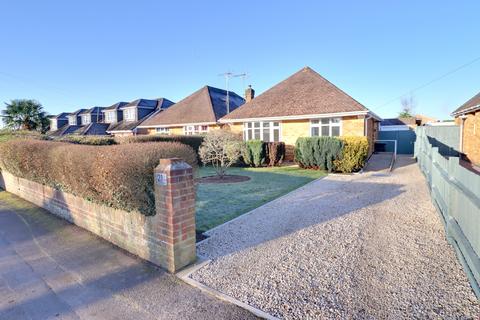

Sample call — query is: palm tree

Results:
[1,99,49,132]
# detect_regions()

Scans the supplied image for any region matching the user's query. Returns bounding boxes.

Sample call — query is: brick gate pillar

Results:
[154,158,196,272]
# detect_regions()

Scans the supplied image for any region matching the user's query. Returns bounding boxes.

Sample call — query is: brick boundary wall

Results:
[0,158,196,273]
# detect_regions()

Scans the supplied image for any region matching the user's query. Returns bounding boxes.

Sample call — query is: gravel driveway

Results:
[191,156,480,319]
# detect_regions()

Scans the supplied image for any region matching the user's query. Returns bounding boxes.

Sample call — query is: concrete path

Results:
[0,191,256,320]
[192,156,480,319]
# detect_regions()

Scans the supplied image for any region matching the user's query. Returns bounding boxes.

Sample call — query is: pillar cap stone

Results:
[156,158,192,172]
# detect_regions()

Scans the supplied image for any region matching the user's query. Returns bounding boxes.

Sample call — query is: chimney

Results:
[245,85,255,102]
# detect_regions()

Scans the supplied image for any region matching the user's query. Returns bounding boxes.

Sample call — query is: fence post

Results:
[154,158,196,273]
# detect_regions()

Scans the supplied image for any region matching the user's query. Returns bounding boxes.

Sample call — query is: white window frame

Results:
[155,127,170,135]
[81,115,91,125]
[183,125,209,135]
[50,120,57,131]
[243,121,281,142]
[68,116,77,125]
[123,109,136,122]
[105,111,116,123]
[310,118,342,137]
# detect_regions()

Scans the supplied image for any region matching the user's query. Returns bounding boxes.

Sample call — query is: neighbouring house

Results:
[107,98,174,136]
[49,113,69,131]
[48,109,87,136]
[78,107,105,125]
[452,91,480,165]
[380,115,437,131]
[49,107,111,136]
[137,86,244,135]
[102,102,128,124]
[219,66,381,159]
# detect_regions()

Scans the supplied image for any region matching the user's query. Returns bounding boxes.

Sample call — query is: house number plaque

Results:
[155,173,168,186]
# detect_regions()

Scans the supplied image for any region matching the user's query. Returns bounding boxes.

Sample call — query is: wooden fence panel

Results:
[415,126,479,298]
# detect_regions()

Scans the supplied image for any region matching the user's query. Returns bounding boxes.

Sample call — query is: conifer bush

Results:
[295,136,369,172]
[242,140,265,167]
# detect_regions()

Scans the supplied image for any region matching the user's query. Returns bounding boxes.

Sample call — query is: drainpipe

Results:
[459,114,467,153]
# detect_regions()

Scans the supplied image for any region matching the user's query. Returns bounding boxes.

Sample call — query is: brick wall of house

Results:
[0,159,196,273]
[227,117,372,160]
[342,116,365,136]
[457,111,480,165]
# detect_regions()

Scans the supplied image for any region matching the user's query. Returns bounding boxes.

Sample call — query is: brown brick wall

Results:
[226,117,374,160]
[0,158,197,273]
[458,111,480,165]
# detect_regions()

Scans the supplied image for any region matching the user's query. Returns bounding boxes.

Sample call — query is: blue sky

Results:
[1,1,479,120]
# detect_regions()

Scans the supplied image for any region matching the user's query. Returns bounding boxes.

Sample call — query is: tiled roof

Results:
[47,124,84,137]
[140,86,244,127]
[68,109,87,116]
[107,120,143,132]
[380,118,413,126]
[79,107,104,115]
[51,112,70,119]
[221,67,368,121]
[120,98,174,110]
[103,102,128,111]
[452,91,480,115]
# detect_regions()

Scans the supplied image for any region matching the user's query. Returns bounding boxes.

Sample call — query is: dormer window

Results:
[68,116,77,125]
[124,109,136,121]
[82,115,91,125]
[105,111,116,123]
[50,119,57,131]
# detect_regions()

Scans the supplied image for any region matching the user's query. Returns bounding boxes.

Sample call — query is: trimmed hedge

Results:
[242,140,285,167]
[116,135,204,154]
[295,137,343,172]
[295,136,369,173]
[0,140,197,216]
[242,140,265,167]
[55,135,116,145]
[334,136,369,173]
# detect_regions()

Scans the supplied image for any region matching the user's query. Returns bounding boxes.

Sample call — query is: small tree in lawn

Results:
[199,130,243,178]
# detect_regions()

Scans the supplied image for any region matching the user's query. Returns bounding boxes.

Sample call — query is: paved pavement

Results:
[0,191,256,320]
[192,156,480,319]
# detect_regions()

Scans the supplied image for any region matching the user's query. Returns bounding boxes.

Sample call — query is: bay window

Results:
[243,121,280,142]
[311,118,341,137]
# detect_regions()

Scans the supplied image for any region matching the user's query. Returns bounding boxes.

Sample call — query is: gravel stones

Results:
[191,156,480,319]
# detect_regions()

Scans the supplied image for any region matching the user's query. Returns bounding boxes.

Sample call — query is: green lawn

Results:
[195,166,326,233]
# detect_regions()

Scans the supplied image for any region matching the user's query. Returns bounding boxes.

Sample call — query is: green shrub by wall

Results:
[242,140,265,167]
[266,142,285,166]
[0,140,197,216]
[334,136,369,173]
[295,137,343,172]
[241,140,286,167]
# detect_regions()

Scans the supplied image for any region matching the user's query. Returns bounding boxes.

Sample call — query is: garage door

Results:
[378,130,416,154]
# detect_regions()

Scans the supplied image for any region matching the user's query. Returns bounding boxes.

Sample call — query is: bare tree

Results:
[199,130,243,178]
[399,95,416,118]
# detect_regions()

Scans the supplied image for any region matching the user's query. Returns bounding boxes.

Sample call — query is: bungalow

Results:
[107,98,174,136]
[219,67,381,159]
[137,86,244,135]
[452,91,480,165]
